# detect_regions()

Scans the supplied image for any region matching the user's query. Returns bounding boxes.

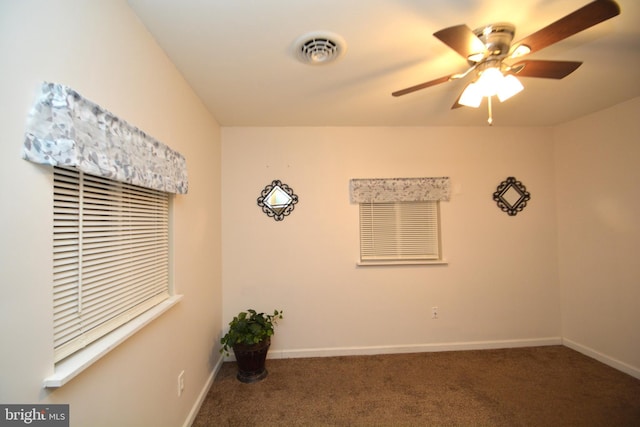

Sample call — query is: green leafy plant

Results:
[220,309,283,355]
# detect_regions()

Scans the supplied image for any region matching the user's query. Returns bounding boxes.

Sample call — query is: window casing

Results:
[53,167,170,362]
[359,200,442,264]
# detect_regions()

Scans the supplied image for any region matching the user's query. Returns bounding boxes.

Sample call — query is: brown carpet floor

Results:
[192,345,640,426]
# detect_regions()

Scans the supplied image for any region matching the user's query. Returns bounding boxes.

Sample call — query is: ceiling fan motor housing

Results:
[472,22,515,61]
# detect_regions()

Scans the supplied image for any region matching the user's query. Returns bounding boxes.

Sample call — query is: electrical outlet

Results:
[432,306,439,319]
[178,370,185,397]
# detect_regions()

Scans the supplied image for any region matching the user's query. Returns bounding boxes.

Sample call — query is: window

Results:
[359,200,442,264]
[53,167,170,362]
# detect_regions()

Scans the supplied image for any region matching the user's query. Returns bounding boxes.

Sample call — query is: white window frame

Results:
[358,200,447,266]
[44,167,182,388]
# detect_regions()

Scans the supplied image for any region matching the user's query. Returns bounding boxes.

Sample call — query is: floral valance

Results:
[22,82,188,194]
[350,177,450,203]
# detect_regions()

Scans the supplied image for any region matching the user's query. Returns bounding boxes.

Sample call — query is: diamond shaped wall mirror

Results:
[257,180,299,221]
[493,177,530,216]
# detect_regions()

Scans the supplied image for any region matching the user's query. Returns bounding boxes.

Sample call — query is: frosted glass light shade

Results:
[497,75,524,102]
[458,83,483,108]
[476,67,504,97]
[459,69,524,108]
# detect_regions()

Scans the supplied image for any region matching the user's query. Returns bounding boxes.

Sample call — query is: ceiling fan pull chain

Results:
[487,96,493,126]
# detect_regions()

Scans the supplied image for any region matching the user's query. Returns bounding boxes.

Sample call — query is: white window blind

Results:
[359,201,441,262]
[53,167,170,362]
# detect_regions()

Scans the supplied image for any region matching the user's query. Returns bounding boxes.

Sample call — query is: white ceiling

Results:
[128,0,640,127]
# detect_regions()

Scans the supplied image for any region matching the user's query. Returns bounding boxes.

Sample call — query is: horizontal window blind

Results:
[53,167,170,362]
[359,201,440,262]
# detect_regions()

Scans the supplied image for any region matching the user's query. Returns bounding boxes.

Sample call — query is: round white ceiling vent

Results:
[293,31,347,65]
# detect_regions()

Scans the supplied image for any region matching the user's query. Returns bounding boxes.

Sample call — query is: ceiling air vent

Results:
[293,31,346,65]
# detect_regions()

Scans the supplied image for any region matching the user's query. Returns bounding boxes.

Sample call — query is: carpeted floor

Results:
[192,345,640,426]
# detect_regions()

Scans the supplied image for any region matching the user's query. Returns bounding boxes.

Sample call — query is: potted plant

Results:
[220,309,283,383]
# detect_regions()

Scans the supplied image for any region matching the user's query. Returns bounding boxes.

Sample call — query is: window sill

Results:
[357,259,449,266]
[43,295,183,388]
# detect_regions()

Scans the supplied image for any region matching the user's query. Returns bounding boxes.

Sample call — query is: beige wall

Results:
[0,1,222,426]
[555,97,640,374]
[221,126,561,355]
[1,2,638,425]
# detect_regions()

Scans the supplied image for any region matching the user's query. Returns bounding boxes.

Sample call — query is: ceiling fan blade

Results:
[392,75,453,97]
[511,0,620,56]
[509,60,582,79]
[433,25,486,60]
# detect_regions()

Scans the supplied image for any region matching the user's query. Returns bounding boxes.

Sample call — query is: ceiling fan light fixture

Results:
[497,74,524,102]
[475,67,504,97]
[458,83,483,108]
[459,68,524,108]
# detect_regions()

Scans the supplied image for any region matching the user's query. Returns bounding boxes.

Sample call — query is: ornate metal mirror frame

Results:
[257,180,299,221]
[493,177,530,216]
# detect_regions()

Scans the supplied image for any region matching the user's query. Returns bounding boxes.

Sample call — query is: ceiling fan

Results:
[391,0,621,124]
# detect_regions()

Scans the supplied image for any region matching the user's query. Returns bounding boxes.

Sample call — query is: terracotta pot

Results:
[232,337,270,383]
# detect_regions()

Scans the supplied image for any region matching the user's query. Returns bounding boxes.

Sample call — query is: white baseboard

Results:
[182,356,225,427]
[562,338,640,379]
[267,337,562,360]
